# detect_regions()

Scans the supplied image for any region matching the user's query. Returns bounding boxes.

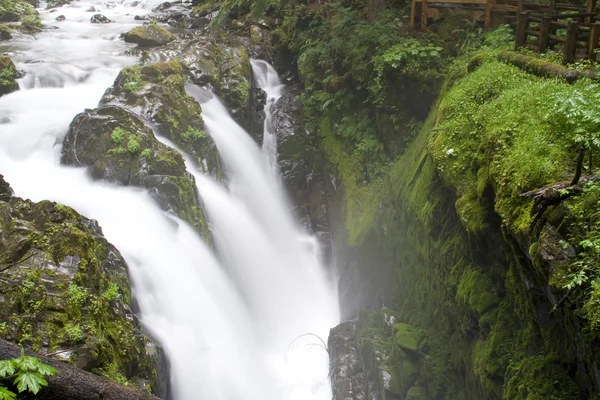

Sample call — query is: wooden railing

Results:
[513,11,600,63]
[410,0,598,39]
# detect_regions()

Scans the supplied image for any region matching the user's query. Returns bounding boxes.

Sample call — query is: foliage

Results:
[122,66,143,93]
[0,350,57,398]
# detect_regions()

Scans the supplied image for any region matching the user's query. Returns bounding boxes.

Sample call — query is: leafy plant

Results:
[0,349,57,398]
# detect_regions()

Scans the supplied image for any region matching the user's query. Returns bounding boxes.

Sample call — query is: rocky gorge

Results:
[2,0,600,399]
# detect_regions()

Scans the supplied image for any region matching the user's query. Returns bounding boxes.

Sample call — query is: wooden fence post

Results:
[539,16,552,52]
[410,0,417,31]
[485,0,496,28]
[563,21,579,64]
[588,22,600,60]
[515,12,529,49]
[421,0,429,32]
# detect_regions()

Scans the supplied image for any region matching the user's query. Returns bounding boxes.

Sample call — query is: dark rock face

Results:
[100,61,219,174]
[0,180,167,395]
[0,174,13,198]
[56,14,65,21]
[123,23,175,47]
[328,321,367,400]
[0,55,19,97]
[90,13,111,23]
[329,311,424,400]
[60,104,210,238]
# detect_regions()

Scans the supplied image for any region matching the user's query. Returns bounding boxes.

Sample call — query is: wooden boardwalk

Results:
[410,0,600,63]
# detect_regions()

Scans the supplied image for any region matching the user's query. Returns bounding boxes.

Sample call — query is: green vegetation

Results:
[0,350,57,398]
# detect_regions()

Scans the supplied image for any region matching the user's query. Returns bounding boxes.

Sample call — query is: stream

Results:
[0,1,340,399]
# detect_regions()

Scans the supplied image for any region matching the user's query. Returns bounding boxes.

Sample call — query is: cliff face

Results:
[324,59,600,399]
[0,174,168,396]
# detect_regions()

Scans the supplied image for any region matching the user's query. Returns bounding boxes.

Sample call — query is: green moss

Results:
[504,356,578,400]
[394,323,421,352]
[456,266,499,314]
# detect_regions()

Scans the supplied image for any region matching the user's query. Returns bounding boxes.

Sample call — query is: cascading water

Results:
[0,1,339,399]
[250,59,284,174]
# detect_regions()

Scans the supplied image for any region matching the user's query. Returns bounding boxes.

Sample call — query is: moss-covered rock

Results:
[101,61,220,176]
[0,54,19,97]
[0,25,12,40]
[180,41,251,124]
[0,185,166,394]
[60,105,211,239]
[0,0,37,21]
[123,22,174,47]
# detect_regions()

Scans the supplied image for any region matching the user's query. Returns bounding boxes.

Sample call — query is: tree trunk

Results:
[0,339,161,400]
[498,51,597,83]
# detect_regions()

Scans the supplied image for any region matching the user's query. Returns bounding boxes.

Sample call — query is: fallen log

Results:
[498,51,597,83]
[520,174,599,231]
[0,338,161,400]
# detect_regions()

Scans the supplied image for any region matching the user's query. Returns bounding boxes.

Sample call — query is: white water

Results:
[0,2,339,400]
[250,59,283,174]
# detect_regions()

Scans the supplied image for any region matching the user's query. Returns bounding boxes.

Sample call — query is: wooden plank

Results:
[421,0,428,32]
[492,4,518,11]
[588,22,600,59]
[539,16,552,52]
[563,21,578,64]
[415,0,487,4]
[515,11,530,49]
[410,0,417,31]
[485,0,495,27]
[549,34,567,42]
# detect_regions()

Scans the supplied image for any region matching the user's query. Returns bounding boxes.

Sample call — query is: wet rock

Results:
[250,24,269,45]
[130,0,140,6]
[46,0,72,9]
[56,14,65,21]
[0,55,19,97]
[134,14,150,20]
[86,6,96,11]
[0,26,12,41]
[0,180,166,394]
[60,105,211,237]
[179,40,251,123]
[152,1,172,12]
[90,13,111,23]
[0,174,13,199]
[329,321,367,400]
[101,61,220,175]
[123,22,175,47]
[0,11,20,22]
[0,0,39,23]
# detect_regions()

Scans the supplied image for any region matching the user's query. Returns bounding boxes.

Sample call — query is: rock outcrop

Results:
[0,175,167,396]
[124,23,175,47]
[0,54,19,97]
[61,61,217,240]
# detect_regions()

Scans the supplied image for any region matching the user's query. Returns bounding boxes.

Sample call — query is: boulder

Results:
[0,0,39,24]
[0,26,12,41]
[100,61,220,175]
[90,13,111,23]
[123,22,174,47]
[0,55,19,97]
[56,14,65,21]
[180,40,251,123]
[0,182,167,395]
[60,105,210,237]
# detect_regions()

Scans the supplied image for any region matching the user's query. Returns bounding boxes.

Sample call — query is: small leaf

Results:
[13,356,40,372]
[14,371,47,394]
[0,360,15,378]
[0,385,16,400]
[36,363,57,377]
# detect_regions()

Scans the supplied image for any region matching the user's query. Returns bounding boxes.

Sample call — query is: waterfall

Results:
[250,59,284,174]
[0,1,339,399]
